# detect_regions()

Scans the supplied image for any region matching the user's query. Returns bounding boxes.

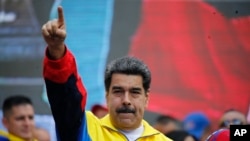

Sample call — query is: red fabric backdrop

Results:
[129,0,250,125]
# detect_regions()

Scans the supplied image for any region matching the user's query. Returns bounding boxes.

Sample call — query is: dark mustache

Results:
[116,107,135,113]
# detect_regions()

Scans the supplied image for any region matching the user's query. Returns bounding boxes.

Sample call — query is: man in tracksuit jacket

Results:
[41,6,172,141]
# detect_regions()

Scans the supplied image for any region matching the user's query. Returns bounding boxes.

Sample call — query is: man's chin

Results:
[117,113,134,123]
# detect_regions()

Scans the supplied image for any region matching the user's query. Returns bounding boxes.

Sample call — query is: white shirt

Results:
[119,124,144,141]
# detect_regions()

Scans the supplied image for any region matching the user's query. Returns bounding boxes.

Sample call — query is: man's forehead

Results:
[111,74,143,83]
[111,85,143,90]
[9,104,34,114]
[223,111,246,120]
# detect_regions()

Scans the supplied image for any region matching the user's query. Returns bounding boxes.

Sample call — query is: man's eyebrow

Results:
[131,87,142,91]
[111,86,122,90]
[111,86,122,89]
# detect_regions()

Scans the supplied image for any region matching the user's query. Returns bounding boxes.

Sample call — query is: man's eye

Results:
[113,90,122,93]
[16,116,25,121]
[29,116,34,120]
[132,91,140,94]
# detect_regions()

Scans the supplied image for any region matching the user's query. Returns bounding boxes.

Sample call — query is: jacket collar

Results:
[100,114,160,137]
[0,130,37,141]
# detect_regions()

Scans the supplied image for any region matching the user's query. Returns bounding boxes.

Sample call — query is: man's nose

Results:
[122,91,131,105]
[24,117,33,125]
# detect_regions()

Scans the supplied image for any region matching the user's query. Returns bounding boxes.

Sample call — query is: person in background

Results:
[165,130,198,141]
[219,109,248,129]
[247,104,250,124]
[153,115,182,134]
[0,95,36,141]
[183,112,212,141]
[205,128,229,141]
[33,127,50,141]
[41,6,172,141]
[91,104,108,119]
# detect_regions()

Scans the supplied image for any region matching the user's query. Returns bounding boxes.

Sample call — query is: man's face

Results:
[154,121,179,134]
[106,73,149,131]
[2,104,35,140]
[220,111,247,128]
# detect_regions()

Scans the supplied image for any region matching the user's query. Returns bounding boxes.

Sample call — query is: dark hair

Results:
[2,95,33,117]
[104,56,151,93]
[223,108,241,114]
[166,130,199,141]
[156,115,178,124]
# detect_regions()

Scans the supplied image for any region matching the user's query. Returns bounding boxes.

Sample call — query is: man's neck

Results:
[119,124,144,141]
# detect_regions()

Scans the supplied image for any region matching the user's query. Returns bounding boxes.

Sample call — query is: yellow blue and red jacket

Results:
[43,47,172,141]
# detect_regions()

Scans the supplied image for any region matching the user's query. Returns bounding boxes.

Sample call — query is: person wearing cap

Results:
[205,128,229,141]
[91,104,108,119]
[41,6,172,141]
[219,109,247,129]
[183,112,212,141]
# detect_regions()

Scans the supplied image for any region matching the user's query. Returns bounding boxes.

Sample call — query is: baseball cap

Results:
[206,128,229,141]
[183,112,211,139]
[91,104,108,113]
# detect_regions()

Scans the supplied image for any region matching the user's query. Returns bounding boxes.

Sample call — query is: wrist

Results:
[47,44,66,60]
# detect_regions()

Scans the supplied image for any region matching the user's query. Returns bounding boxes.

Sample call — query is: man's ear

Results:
[105,92,109,105]
[2,117,9,129]
[145,91,149,107]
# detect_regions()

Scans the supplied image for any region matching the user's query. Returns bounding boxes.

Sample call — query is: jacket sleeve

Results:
[43,46,87,141]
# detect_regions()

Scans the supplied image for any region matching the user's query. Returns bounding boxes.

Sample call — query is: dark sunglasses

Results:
[219,119,243,128]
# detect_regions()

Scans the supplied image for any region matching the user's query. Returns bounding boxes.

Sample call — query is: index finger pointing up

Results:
[57,6,64,27]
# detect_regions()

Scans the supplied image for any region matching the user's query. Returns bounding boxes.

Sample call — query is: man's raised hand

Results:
[41,6,66,59]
